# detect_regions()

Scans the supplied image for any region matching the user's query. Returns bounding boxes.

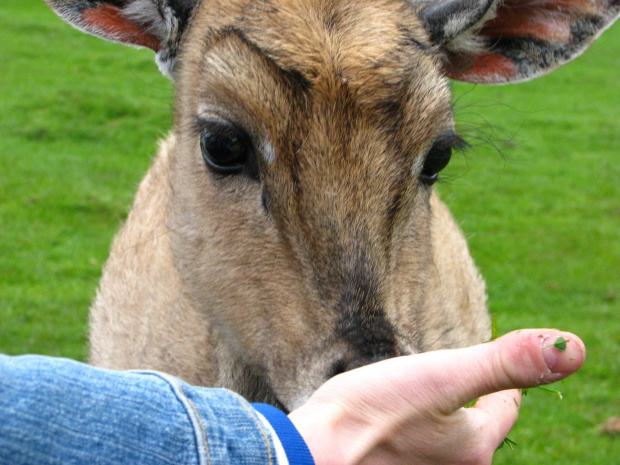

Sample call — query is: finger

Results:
[435,329,586,413]
[312,329,585,417]
[471,389,522,450]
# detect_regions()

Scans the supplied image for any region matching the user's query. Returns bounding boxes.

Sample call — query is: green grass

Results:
[1,0,174,359]
[1,0,618,462]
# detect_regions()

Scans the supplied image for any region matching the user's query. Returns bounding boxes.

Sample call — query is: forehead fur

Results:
[182,0,453,146]
[238,0,438,92]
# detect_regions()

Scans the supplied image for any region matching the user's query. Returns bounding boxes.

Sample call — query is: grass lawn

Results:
[1,0,618,462]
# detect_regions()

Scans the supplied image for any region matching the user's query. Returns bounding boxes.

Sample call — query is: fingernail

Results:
[541,333,583,373]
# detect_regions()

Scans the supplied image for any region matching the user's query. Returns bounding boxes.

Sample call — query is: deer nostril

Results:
[328,351,403,380]
[327,359,348,379]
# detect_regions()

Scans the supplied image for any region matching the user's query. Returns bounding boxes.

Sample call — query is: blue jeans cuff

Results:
[252,403,315,465]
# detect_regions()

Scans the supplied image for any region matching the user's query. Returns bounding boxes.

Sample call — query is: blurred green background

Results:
[1,1,618,462]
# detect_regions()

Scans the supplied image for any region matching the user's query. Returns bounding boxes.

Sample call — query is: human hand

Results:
[289,329,586,465]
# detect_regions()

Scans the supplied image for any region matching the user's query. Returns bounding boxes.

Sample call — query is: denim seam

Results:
[233,395,274,465]
[136,372,211,465]
[179,385,212,465]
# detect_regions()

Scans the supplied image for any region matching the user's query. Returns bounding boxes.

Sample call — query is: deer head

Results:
[44,0,618,410]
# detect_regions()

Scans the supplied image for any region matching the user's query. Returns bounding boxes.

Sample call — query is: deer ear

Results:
[420,0,620,83]
[43,0,199,78]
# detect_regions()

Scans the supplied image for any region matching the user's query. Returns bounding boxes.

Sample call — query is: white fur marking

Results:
[261,140,277,165]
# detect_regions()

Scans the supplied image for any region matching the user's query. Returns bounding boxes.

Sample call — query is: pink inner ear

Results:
[443,0,610,83]
[493,0,605,16]
[480,0,607,42]
[482,10,572,42]
[82,4,161,51]
[445,52,518,83]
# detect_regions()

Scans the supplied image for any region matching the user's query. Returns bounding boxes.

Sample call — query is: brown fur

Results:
[89,0,490,411]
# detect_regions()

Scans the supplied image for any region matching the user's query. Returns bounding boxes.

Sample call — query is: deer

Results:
[43,0,618,413]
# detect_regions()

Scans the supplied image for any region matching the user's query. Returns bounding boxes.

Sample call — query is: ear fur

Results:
[43,0,199,78]
[420,0,620,83]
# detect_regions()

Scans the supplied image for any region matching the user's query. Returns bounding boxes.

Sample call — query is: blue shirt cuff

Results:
[251,403,315,465]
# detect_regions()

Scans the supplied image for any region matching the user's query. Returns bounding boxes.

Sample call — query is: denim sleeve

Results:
[252,404,314,465]
[0,354,313,465]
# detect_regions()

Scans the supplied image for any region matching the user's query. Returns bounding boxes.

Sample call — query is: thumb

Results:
[306,329,586,416]
[432,329,586,413]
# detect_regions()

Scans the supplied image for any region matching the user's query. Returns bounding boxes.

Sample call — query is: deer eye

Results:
[200,120,250,175]
[419,132,467,185]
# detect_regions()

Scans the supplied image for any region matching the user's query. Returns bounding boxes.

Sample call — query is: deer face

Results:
[169,0,458,409]
[44,0,618,411]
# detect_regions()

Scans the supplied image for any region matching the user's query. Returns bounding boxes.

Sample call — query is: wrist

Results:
[289,399,375,465]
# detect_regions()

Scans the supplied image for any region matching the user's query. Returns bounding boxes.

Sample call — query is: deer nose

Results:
[327,351,397,379]
[328,359,349,378]
[328,243,399,378]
